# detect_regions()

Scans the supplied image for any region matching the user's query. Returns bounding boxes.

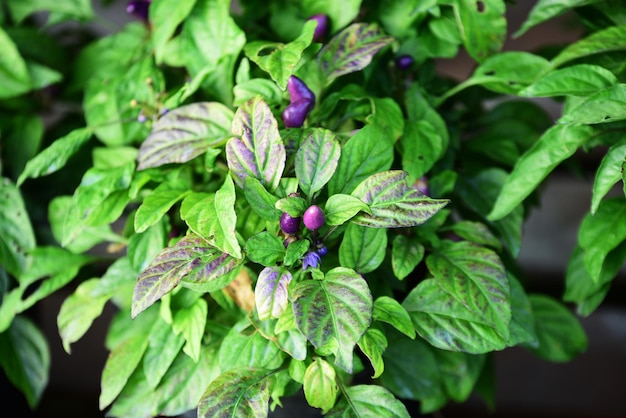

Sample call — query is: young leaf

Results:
[244,20,316,89]
[303,358,339,413]
[329,384,410,418]
[292,267,373,372]
[255,267,293,320]
[17,127,92,185]
[0,178,36,277]
[324,194,371,226]
[137,102,233,170]
[244,177,282,221]
[514,0,600,37]
[143,316,185,389]
[373,296,415,339]
[351,170,450,228]
[391,235,424,281]
[519,64,617,97]
[339,223,387,274]
[218,320,285,371]
[488,124,596,221]
[226,96,286,191]
[317,23,394,85]
[450,0,506,62]
[0,25,32,99]
[284,239,310,267]
[367,97,405,141]
[172,298,208,362]
[327,124,394,195]
[357,327,388,378]
[559,84,626,125]
[134,180,191,233]
[591,139,626,214]
[150,0,196,64]
[401,120,444,181]
[275,195,307,217]
[295,128,341,197]
[245,232,286,267]
[234,78,284,106]
[132,234,241,318]
[197,368,272,418]
[578,198,626,282]
[523,295,588,362]
[0,316,49,409]
[551,25,626,68]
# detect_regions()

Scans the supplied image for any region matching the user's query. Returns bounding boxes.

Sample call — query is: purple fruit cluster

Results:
[126,0,151,22]
[282,76,315,128]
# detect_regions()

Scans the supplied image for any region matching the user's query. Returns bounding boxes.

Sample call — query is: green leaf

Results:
[303,358,338,413]
[255,267,293,320]
[551,25,626,68]
[275,195,307,217]
[391,235,424,281]
[143,316,185,389]
[366,97,405,142]
[446,221,502,251]
[373,296,415,338]
[226,96,286,191]
[150,0,197,64]
[507,275,538,347]
[244,177,282,221]
[292,267,373,372]
[0,178,36,277]
[295,128,341,197]
[234,78,284,106]
[401,120,444,181]
[357,327,388,378]
[245,232,286,267]
[284,239,310,266]
[244,20,315,89]
[451,0,506,62]
[514,0,600,37]
[327,124,395,195]
[132,234,241,318]
[327,384,411,418]
[559,84,626,125]
[519,64,618,97]
[406,84,449,149]
[137,102,233,170]
[339,223,387,274]
[324,194,371,226]
[6,0,93,23]
[488,125,595,221]
[351,170,450,228]
[524,295,588,362]
[435,350,485,403]
[378,0,435,37]
[172,298,207,362]
[17,127,92,185]
[219,319,285,371]
[197,368,272,418]
[0,25,31,98]
[0,316,49,409]
[578,198,626,282]
[181,177,242,258]
[318,23,394,86]
[591,139,626,214]
[301,0,363,33]
[134,180,191,233]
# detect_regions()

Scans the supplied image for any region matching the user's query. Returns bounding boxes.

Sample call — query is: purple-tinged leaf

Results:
[131,234,241,318]
[295,128,341,197]
[137,102,233,170]
[226,96,286,191]
[317,23,393,86]
[255,267,293,320]
[351,170,450,228]
[292,267,372,373]
[197,368,272,418]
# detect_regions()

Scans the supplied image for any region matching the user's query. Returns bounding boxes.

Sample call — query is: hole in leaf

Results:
[257,46,277,57]
[604,115,611,120]
[508,80,517,86]
[484,70,496,76]
[477,1,485,12]
[418,155,425,161]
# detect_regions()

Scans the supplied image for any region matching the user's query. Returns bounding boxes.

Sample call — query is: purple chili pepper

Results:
[126,0,151,22]
[282,99,314,128]
[307,14,330,43]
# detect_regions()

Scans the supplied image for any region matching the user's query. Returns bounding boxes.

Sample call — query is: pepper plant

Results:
[1,0,625,416]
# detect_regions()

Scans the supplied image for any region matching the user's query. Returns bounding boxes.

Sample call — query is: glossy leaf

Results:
[295,128,341,197]
[357,327,388,378]
[446,221,502,251]
[591,139,626,214]
[0,178,36,277]
[150,0,196,64]
[17,127,92,185]
[401,120,444,181]
[578,198,626,282]
[226,96,286,191]
[255,267,293,320]
[137,102,233,170]
[0,25,31,98]
[143,317,185,389]
[172,298,207,362]
[132,234,241,318]
[327,384,411,418]
[324,194,371,226]
[284,239,310,267]
[524,295,588,362]
[275,195,307,217]
[339,223,387,274]
[373,296,415,339]
[292,267,373,372]
[234,78,284,106]
[519,64,617,97]
[134,180,191,233]
[391,234,424,281]
[244,177,281,221]
[317,23,393,85]
[245,232,286,267]
[514,0,601,37]
[197,368,271,418]
[451,0,506,62]
[435,350,485,403]
[244,20,316,89]
[327,124,395,195]
[351,170,450,228]
[303,358,338,413]
[218,320,285,371]
[551,25,626,68]
[488,125,595,221]
[559,84,626,125]
[507,275,538,347]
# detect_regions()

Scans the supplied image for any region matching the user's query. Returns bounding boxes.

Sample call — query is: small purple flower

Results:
[160,107,170,116]
[303,205,325,231]
[137,112,147,123]
[302,251,321,270]
[307,14,330,43]
[127,0,151,22]
[317,246,328,257]
[396,55,414,71]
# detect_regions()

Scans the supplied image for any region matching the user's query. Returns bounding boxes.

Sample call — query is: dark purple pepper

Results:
[127,0,151,22]
[302,251,321,270]
[396,54,414,71]
[303,205,325,231]
[280,212,301,235]
[282,99,314,128]
[287,76,315,104]
[307,14,330,43]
